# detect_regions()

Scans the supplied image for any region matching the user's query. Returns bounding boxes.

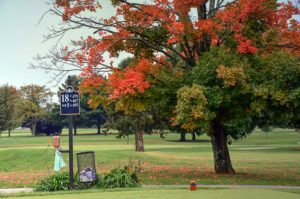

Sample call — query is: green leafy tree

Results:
[19,85,53,136]
[81,94,107,134]
[0,85,20,136]
[174,48,300,174]
[48,103,66,130]
[111,58,190,150]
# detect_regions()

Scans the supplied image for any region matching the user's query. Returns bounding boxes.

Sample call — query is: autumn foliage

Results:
[53,0,300,172]
[55,0,300,131]
[56,0,299,105]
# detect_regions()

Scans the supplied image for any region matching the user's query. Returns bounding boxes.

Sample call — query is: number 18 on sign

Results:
[60,87,80,115]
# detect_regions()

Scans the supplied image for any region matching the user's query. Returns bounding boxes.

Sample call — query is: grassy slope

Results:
[0,129,299,187]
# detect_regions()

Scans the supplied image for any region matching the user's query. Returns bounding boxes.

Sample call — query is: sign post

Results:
[60,78,80,190]
[67,115,74,189]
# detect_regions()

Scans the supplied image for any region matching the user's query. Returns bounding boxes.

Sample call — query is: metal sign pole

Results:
[60,76,80,190]
[67,115,74,190]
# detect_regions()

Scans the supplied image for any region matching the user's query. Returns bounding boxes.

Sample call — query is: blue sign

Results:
[60,87,80,115]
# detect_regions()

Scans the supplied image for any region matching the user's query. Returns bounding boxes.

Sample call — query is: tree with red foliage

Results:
[35,0,300,174]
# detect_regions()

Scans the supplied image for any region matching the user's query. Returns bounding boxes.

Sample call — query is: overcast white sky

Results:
[0,0,116,93]
[0,0,59,90]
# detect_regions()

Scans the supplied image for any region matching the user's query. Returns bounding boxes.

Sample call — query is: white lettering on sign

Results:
[60,88,80,115]
[61,94,70,103]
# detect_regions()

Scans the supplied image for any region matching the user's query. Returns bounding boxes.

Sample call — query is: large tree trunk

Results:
[192,132,196,141]
[97,118,101,134]
[32,119,36,136]
[135,127,144,152]
[159,130,166,138]
[210,119,235,174]
[179,132,186,142]
[8,129,11,137]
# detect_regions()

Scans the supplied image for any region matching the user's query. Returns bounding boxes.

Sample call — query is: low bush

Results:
[102,168,138,188]
[36,159,142,191]
[36,172,102,191]
[36,172,69,192]
[102,159,142,188]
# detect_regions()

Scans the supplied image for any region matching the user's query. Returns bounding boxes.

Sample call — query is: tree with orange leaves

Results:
[35,0,300,174]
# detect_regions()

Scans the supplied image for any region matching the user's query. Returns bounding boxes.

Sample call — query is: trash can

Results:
[76,151,97,183]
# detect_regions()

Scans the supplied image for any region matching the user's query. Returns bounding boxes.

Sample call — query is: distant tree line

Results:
[0,76,107,136]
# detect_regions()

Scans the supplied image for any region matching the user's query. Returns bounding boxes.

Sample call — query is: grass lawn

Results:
[0,128,299,188]
[1,188,300,199]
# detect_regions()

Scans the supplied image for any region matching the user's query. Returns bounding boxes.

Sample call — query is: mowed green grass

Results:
[2,189,300,199]
[0,129,299,188]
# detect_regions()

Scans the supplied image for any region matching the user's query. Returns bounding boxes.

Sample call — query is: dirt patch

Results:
[140,163,300,185]
[0,171,49,187]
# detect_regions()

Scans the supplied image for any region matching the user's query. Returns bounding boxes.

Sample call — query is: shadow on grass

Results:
[166,139,210,143]
[231,147,300,153]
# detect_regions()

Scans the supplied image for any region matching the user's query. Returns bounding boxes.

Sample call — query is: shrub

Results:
[124,159,142,185]
[102,159,142,188]
[36,172,70,192]
[36,172,102,191]
[36,159,142,191]
[102,168,136,188]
